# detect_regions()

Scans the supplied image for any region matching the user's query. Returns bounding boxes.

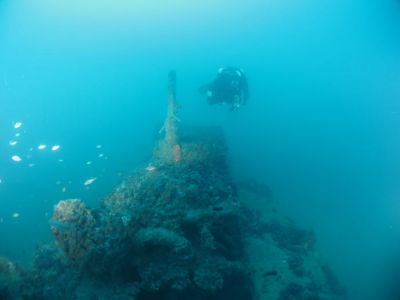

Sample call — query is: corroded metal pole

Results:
[158,70,181,163]
[165,70,178,147]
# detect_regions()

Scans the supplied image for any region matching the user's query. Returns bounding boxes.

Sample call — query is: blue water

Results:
[0,0,399,299]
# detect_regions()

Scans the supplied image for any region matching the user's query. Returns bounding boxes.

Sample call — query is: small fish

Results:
[15,133,20,137]
[51,145,60,151]
[84,177,96,186]
[49,219,72,231]
[12,213,20,218]
[98,153,104,158]
[9,140,17,146]
[11,155,22,162]
[28,163,35,167]
[14,122,22,129]
[86,161,92,165]
[96,144,102,149]
[262,270,278,277]
[146,165,156,172]
[38,144,46,150]
[61,187,67,193]
[212,206,224,212]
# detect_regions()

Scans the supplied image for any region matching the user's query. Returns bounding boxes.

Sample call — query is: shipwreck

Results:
[0,72,346,300]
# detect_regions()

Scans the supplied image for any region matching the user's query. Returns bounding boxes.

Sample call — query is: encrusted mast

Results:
[165,70,178,146]
[159,70,181,163]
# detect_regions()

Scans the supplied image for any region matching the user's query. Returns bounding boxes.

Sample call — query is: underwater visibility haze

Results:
[0,0,400,299]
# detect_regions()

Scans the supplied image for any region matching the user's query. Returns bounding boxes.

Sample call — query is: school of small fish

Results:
[1,122,109,221]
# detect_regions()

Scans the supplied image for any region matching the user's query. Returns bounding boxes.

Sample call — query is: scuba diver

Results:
[199,67,249,111]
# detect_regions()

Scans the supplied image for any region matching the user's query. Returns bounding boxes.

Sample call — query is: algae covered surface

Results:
[0,124,346,299]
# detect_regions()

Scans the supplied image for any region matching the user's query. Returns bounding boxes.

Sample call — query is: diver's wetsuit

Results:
[200,67,248,110]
